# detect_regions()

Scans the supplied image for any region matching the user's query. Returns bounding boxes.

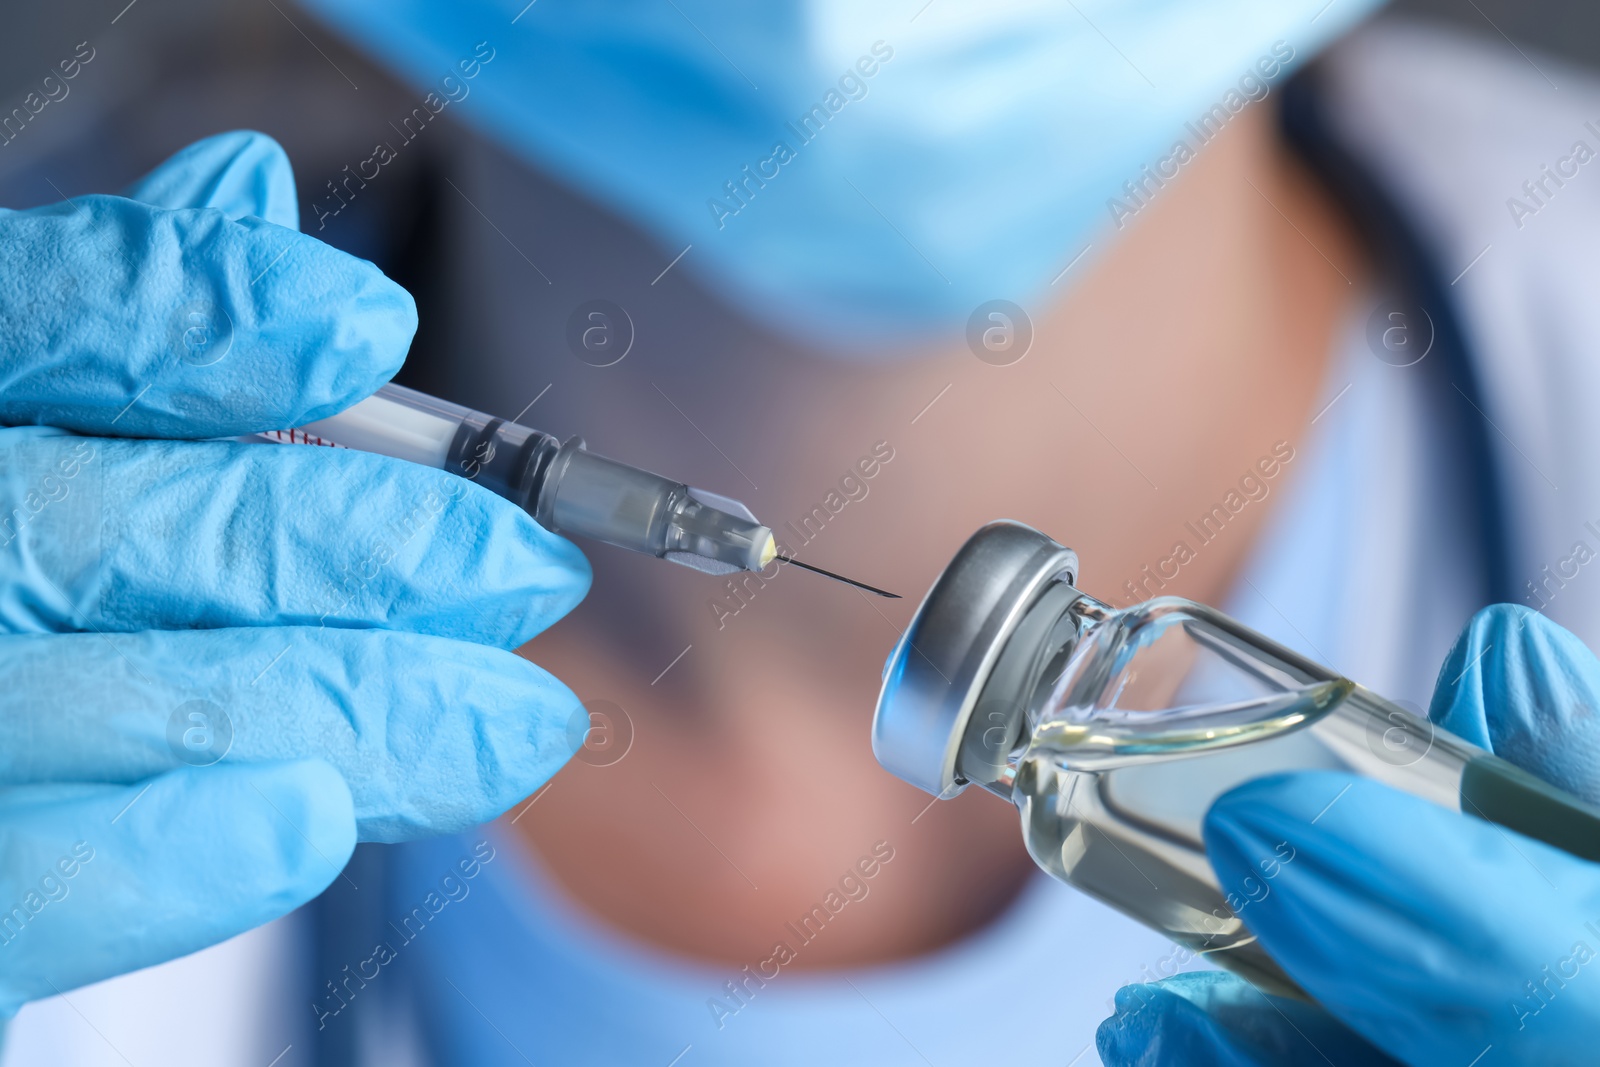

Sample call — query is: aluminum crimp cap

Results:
[871,521,1078,798]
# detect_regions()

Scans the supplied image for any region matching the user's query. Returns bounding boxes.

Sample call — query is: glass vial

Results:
[873,522,1600,996]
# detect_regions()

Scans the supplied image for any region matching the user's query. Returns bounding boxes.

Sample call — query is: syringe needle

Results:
[776,555,901,599]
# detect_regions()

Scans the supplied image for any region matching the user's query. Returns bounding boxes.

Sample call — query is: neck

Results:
[512,101,1367,968]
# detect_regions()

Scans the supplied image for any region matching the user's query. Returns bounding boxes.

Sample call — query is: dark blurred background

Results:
[1395,0,1599,64]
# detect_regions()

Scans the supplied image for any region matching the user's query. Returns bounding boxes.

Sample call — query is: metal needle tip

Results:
[776,555,901,598]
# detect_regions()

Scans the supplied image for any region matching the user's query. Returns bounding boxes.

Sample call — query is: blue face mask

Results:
[301,0,1381,350]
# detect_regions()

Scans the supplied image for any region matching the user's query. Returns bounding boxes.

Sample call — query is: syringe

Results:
[259,383,898,596]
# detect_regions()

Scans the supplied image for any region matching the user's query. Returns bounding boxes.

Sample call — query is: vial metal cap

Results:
[872,521,1079,798]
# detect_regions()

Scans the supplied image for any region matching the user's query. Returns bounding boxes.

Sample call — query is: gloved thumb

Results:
[1428,604,1600,804]
[1204,770,1600,1067]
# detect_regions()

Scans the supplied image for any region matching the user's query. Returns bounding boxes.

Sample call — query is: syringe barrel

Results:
[283,384,773,574]
[538,443,687,558]
[294,383,558,512]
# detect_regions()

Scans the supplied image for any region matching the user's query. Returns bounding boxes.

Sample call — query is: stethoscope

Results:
[300,59,1518,1067]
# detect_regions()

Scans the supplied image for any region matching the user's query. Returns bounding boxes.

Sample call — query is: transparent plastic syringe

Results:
[259,382,778,575]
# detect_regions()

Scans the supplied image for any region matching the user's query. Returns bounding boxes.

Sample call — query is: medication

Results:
[873,522,1600,995]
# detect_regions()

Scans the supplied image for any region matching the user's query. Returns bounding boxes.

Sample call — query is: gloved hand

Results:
[1097,604,1600,1067]
[0,131,590,1015]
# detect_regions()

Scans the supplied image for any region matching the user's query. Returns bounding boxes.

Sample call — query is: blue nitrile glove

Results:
[0,131,590,1016]
[1097,604,1600,1066]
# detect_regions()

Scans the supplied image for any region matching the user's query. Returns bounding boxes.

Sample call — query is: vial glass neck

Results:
[958,584,1113,800]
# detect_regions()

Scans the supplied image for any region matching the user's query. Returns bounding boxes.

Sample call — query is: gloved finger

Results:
[0,429,589,647]
[0,193,413,438]
[0,759,354,1017]
[1096,972,1400,1067]
[1429,603,1600,803]
[1205,771,1600,1067]
[121,129,298,227]
[0,626,584,842]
